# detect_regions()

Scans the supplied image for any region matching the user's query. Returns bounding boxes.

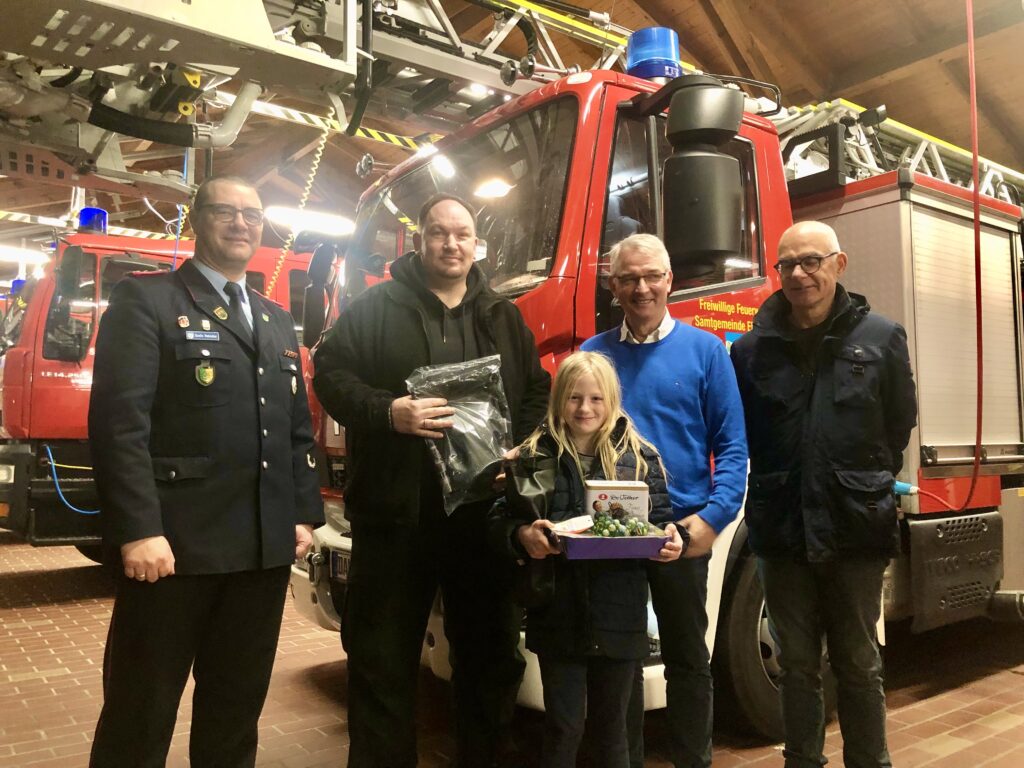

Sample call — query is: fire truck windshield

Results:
[344,97,578,301]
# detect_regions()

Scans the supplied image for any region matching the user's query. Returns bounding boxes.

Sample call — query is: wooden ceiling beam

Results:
[876,0,1024,171]
[734,1,828,97]
[709,0,781,84]
[692,0,755,79]
[251,135,326,190]
[829,0,1023,97]
[942,61,1024,170]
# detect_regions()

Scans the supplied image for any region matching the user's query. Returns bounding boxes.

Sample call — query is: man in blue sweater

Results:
[582,233,748,768]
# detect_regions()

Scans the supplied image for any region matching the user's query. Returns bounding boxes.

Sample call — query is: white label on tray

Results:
[584,480,649,523]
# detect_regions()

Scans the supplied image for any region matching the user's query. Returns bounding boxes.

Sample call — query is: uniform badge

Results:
[201,318,211,331]
[291,376,298,395]
[177,315,190,328]
[283,349,299,359]
[261,312,270,323]
[214,307,228,321]
[307,453,316,469]
[195,360,215,386]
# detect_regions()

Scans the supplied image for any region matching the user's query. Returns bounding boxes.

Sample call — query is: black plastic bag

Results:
[406,354,513,515]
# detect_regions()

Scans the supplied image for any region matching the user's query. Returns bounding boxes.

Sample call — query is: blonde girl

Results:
[492,351,683,768]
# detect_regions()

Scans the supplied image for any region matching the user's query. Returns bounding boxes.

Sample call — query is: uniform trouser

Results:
[89,566,290,768]
[343,503,525,768]
[538,655,636,768]
[757,557,891,768]
[627,555,713,768]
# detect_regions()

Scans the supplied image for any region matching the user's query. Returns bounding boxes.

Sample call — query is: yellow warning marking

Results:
[489,0,627,46]
[217,92,432,151]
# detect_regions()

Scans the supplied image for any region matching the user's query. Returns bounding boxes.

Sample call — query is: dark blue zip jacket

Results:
[730,286,917,562]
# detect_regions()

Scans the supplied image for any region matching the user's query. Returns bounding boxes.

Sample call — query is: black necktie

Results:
[223,282,253,345]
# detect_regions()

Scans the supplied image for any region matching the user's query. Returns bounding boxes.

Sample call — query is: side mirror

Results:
[56,246,87,299]
[365,252,386,278]
[302,241,341,346]
[662,75,744,280]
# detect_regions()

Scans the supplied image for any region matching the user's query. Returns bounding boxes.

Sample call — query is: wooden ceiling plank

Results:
[709,0,780,84]
[829,1,1023,97]
[692,0,756,79]
[942,61,1024,170]
[738,1,828,96]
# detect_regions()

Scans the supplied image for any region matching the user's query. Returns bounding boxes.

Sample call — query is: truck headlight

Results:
[0,464,14,484]
[324,498,350,534]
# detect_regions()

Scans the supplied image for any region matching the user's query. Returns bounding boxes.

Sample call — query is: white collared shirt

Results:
[619,312,675,344]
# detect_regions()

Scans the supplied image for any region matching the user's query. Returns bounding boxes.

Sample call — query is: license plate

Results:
[330,550,351,581]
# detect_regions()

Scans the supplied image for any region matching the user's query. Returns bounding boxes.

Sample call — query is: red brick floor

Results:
[2,531,1023,766]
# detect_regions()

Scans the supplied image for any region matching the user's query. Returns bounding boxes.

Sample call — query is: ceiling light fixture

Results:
[264,207,356,237]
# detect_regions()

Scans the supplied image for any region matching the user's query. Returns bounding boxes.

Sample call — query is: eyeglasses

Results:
[773,251,839,275]
[197,204,265,226]
[614,271,668,288]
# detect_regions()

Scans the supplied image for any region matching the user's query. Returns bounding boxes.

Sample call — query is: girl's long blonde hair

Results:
[522,351,659,481]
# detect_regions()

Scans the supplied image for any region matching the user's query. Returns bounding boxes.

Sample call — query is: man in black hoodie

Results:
[313,193,550,767]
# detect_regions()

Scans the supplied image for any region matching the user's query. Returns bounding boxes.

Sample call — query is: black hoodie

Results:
[313,251,551,528]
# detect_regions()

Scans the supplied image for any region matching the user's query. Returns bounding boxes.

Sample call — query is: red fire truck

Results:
[290,69,1024,737]
[0,231,314,559]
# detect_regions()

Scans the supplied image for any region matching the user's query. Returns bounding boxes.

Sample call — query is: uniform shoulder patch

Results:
[128,269,169,278]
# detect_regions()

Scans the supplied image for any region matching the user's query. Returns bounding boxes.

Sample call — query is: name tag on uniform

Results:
[185,330,220,341]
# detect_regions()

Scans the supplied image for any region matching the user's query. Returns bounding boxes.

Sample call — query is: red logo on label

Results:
[599,493,608,500]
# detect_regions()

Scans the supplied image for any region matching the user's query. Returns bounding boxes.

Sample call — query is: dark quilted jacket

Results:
[490,420,671,659]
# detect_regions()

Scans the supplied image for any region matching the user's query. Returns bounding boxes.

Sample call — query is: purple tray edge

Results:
[561,534,669,560]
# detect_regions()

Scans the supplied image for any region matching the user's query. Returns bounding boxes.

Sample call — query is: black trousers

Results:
[627,554,712,768]
[89,566,290,768]
[539,655,636,768]
[343,500,525,768]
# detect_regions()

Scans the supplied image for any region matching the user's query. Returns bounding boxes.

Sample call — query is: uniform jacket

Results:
[89,258,324,574]
[312,252,551,528]
[490,424,671,659]
[730,286,917,562]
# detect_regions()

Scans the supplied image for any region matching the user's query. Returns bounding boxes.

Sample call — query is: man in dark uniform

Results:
[313,193,550,767]
[88,175,324,767]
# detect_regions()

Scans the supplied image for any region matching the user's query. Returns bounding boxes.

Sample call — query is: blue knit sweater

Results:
[582,321,748,532]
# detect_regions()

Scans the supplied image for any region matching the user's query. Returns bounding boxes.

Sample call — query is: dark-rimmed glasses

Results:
[773,251,838,275]
[614,271,668,288]
[197,204,265,226]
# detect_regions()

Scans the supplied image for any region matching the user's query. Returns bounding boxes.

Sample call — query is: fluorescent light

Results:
[431,155,455,179]
[474,179,513,198]
[0,245,50,265]
[468,83,488,97]
[725,258,755,269]
[32,265,45,279]
[264,207,355,237]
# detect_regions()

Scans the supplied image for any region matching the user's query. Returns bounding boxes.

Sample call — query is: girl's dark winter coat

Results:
[490,419,672,659]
